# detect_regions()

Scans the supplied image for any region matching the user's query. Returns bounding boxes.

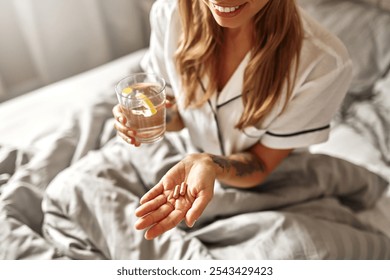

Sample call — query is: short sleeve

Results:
[141,0,176,95]
[260,58,353,149]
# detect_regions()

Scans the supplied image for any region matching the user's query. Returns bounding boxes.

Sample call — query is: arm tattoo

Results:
[210,154,265,177]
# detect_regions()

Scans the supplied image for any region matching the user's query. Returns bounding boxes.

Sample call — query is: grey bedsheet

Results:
[2,0,390,258]
[2,96,389,259]
[0,93,118,259]
[40,131,390,260]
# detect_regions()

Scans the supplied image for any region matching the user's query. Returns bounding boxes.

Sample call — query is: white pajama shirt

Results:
[141,0,353,156]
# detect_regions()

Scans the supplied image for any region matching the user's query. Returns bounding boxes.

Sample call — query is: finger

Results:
[185,195,210,228]
[117,131,135,145]
[116,124,136,138]
[112,105,139,147]
[140,182,164,204]
[134,141,141,147]
[113,116,137,137]
[144,208,185,240]
[165,96,176,108]
[112,104,126,124]
[165,99,172,109]
[135,194,167,217]
[118,130,139,145]
[134,202,174,230]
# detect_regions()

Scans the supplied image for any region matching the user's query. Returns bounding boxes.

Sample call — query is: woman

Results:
[113,0,352,240]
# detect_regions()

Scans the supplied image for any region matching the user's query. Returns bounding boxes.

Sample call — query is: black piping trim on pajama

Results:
[197,79,330,144]
[265,124,331,137]
[214,95,330,139]
[216,95,242,109]
[198,78,226,156]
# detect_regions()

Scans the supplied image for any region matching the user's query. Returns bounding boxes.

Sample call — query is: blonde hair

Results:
[175,0,303,129]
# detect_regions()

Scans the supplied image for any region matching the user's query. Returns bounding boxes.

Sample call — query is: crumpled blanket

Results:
[0,94,117,259]
[41,131,390,260]
[338,81,390,166]
[1,86,390,260]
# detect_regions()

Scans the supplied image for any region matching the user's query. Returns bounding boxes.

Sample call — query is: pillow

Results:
[298,0,390,94]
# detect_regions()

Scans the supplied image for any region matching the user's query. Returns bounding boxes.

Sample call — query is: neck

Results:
[223,21,254,48]
[222,30,252,58]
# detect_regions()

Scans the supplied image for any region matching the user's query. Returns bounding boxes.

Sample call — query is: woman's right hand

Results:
[112,104,141,147]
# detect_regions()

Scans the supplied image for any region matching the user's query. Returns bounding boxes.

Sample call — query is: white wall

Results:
[0,0,154,102]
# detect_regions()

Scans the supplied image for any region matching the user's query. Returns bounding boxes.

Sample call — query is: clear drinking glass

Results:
[115,73,166,144]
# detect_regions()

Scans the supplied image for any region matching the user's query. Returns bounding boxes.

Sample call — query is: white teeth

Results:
[213,4,240,13]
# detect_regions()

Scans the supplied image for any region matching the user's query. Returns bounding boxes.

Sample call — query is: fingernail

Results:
[126,137,133,144]
[189,220,197,228]
[118,117,124,124]
[127,130,135,137]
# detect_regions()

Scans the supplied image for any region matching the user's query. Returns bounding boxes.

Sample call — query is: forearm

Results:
[208,152,268,188]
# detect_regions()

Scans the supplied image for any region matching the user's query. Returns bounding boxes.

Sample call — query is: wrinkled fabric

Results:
[41,133,390,260]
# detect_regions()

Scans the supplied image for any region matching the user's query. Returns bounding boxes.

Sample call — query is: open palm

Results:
[135,156,215,240]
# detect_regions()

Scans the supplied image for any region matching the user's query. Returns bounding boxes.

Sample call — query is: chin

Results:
[212,15,242,29]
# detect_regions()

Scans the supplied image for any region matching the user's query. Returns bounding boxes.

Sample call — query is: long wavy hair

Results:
[175,0,304,129]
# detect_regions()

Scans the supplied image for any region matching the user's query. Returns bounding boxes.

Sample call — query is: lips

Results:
[211,2,246,16]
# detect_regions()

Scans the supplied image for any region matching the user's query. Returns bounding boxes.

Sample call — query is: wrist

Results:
[183,153,219,176]
[203,153,226,179]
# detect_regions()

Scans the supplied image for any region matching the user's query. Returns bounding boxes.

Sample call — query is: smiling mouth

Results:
[212,3,245,14]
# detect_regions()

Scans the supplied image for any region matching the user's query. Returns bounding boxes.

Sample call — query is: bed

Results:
[1,0,390,259]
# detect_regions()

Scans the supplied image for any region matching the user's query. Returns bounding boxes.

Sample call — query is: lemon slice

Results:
[122,87,133,95]
[137,92,157,116]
